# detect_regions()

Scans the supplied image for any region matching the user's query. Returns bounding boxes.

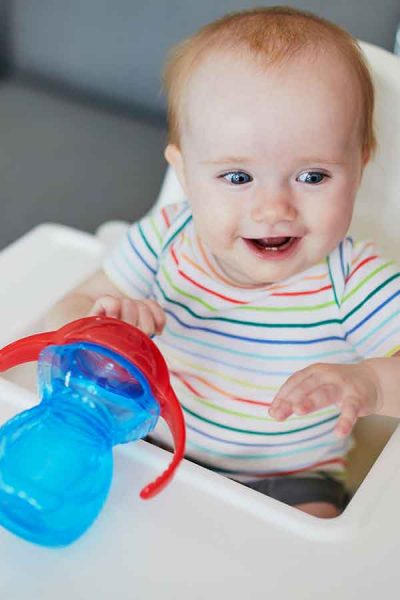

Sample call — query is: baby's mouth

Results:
[242,236,301,259]
[251,237,294,251]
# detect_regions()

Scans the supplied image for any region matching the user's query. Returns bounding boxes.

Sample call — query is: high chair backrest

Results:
[350,42,400,260]
[155,41,400,261]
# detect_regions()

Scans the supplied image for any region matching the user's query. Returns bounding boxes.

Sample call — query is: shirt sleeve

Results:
[340,239,400,358]
[103,202,184,299]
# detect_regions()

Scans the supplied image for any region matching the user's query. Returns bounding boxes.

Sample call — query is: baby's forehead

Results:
[188,52,360,117]
[181,48,362,153]
[186,45,357,95]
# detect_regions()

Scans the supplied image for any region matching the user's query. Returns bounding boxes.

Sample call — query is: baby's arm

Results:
[365,355,400,418]
[269,356,400,437]
[45,269,166,336]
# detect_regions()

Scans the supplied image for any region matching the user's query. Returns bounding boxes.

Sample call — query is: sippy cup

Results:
[0,316,185,547]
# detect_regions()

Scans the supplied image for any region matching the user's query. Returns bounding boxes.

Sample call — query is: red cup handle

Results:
[139,385,186,499]
[0,318,186,499]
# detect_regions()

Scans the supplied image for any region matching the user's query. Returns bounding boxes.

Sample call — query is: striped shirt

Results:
[103,201,400,483]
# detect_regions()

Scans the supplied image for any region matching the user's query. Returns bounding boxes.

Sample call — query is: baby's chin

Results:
[212,253,300,288]
[211,242,312,287]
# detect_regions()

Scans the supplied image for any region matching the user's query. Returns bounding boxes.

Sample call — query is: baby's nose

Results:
[250,190,297,224]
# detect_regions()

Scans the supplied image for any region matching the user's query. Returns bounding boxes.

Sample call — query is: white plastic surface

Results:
[1,39,400,599]
[0,223,104,345]
[0,224,400,599]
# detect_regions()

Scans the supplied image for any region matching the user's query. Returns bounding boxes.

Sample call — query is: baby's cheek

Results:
[327,207,353,242]
[311,196,353,238]
[210,211,240,250]
[195,201,238,247]
[203,219,235,253]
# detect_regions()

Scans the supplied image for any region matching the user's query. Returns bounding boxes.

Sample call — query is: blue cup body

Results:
[0,342,160,546]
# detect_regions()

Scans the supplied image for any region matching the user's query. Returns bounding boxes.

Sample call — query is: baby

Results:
[48,7,400,518]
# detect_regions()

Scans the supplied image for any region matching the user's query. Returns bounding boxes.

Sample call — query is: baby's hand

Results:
[89,296,166,336]
[268,362,382,437]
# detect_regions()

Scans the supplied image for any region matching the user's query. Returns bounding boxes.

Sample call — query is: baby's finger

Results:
[270,366,341,421]
[144,299,166,334]
[136,302,157,336]
[292,383,337,415]
[273,364,327,404]
[334,396,360,437]
[268,398,294,420]
[271,370,332,414]
[89,296,121,318]
[120,298,140,326]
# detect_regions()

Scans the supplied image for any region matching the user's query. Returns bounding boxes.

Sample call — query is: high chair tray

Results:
[0,223,399,600]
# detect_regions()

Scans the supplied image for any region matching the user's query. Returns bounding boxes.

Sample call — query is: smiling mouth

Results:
[244,236,300,252]
[242,236,302,260]
[251,237,294,251]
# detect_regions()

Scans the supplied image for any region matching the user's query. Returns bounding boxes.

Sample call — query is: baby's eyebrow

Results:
[203,156,345,166]
[301,157,346,166]
[202,156,253,165]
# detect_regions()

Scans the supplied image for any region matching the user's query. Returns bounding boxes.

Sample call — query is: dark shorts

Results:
[145,436,350,510]
[242,472,351,510]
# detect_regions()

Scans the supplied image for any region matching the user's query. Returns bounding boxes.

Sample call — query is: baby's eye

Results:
[222,171,253,185]
[297,171,328,185]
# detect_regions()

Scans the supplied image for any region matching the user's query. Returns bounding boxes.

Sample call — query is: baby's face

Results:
[166,49,367,286]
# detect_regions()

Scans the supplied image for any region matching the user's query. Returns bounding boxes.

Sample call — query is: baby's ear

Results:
[164,144,187,193]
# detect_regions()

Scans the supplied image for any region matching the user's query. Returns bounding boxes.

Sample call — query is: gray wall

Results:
[0,1,399,247]
[0,1,11,76]
[10,0,400,118]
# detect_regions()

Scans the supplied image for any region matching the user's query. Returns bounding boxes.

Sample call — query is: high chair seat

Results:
[97,41,400,494]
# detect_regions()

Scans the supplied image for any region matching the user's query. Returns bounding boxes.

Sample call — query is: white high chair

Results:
[97,40,400,495]
[0,41,399,600]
